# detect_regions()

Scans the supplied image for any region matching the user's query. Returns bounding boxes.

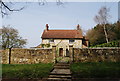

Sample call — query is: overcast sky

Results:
[2,2,118,48]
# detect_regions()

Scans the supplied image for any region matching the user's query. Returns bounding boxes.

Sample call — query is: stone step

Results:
[54,66,69,69]
[54,65,69,67]
[47,78,72,81]
[46,63,72,81]
[49,75,72,79]
[50,69,71,75]
[50,73,71,75]
[54,65,70,67]
[55,63,70,66]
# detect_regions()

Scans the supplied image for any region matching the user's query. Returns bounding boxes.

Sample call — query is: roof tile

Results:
[41,30,83,39]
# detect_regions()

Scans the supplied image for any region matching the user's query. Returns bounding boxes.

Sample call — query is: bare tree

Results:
[94,6,111,43]
[0,26,27,49]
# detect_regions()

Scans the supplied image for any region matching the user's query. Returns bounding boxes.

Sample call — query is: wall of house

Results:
[2,48,55,64]
[72,48,120,62]
[42,39,82,56]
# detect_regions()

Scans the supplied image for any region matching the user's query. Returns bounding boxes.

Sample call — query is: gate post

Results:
[69,45,73,63]
[52,45,56,63]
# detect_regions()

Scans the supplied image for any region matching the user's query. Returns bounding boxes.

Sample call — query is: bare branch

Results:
[56,0,64,6]
[0,0,25,17]
[1,1,24,11]
[38,0,47,6]
[0,0,65,17]
[94,6,111,43]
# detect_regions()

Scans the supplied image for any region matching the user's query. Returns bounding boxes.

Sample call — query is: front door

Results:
[66,49,69,57]
[59,48,63,56]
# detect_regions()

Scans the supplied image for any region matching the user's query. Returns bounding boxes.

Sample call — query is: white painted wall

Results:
[42,39,82,56]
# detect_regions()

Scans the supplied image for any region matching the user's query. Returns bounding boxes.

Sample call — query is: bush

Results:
[91,40,120,47]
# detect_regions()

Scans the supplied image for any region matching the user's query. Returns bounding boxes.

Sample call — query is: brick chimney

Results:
[77,24,80,30]
[46,24,49,31]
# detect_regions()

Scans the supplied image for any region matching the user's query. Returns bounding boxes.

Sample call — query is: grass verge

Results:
[2,63,53,78]
[70,62,120,78]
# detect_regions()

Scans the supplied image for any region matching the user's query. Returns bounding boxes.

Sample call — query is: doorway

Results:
[66,49,69,57]
[59,48,63,56]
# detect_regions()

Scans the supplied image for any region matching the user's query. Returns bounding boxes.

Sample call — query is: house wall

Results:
[42,39,82,56]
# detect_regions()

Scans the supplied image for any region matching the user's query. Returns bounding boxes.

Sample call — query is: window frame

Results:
[69,39,75,43]
[49,39,54,43]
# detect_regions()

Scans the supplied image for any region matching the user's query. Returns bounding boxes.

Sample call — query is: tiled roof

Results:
[41,30,83,39]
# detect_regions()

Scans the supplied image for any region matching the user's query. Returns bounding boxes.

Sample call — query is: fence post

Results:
[52,45,56,63]
[69,45,73,63]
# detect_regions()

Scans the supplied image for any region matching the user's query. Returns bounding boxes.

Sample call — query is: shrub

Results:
[91,40,120,47]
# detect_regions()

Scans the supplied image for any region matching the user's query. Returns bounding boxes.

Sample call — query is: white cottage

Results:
[39,24,89,57]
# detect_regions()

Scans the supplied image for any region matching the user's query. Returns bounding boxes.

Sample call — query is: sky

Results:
[2,1,118,48]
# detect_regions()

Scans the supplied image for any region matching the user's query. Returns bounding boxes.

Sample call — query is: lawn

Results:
[70,62,120,78]
[2,63,53,78]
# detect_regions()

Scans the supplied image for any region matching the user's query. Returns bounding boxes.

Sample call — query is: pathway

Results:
[44,62,72,81]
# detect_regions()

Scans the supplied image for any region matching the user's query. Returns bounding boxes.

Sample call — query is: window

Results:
[49,39,54,43]
[69,39,74,43]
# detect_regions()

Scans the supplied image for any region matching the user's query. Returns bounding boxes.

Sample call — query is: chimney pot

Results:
[77,24,80,30]
[46,24,49,31]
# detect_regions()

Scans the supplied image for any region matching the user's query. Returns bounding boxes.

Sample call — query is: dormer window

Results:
[69,39,74,43]
[49,39,54,43]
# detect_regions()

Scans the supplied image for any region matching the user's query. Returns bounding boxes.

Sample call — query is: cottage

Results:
[39,24,89,57]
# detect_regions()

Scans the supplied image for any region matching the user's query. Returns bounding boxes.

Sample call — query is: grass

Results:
[70,62,120,78]
[2,63,53,78]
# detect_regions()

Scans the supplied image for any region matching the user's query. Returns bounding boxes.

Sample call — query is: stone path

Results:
[44,62,72,81]
[58,57,70,63]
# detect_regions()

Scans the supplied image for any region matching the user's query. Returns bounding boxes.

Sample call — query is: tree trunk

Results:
[103,24,109,43]
[8,48,11,64]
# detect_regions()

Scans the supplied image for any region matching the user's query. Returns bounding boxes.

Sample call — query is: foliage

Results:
[56,57,63,62]
[70,62,120,78]
[45,43,50,48]
[40,43,50,48]
[0,26,27,49]
[56,57,70,63]
[92,40,120,47]
[2,63,53,78]
[86,21,120,46]
[41,44,45,48]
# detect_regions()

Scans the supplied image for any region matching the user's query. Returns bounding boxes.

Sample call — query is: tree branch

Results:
[0,0,24,17]
[56,0,64,6]
[1,1,24,11]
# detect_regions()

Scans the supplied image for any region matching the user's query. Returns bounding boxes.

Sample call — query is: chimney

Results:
[77,24,80,30]
[46,24,49,31]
